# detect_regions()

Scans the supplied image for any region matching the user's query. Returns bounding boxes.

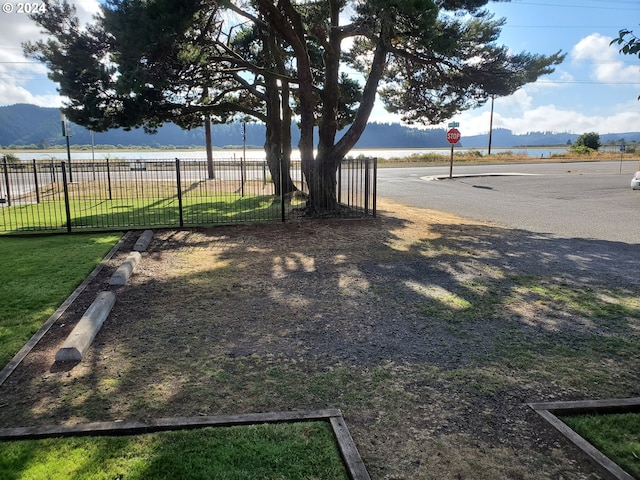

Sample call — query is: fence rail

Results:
[0,156,376,234]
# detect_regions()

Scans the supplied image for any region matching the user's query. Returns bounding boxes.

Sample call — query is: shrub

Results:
[2,153,20,164]
[572,132,601,151]
[570,145,596,155]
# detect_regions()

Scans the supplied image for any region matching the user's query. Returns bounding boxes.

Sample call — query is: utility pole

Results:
[60,113,72,183]
[487,95,495,155]
[205,115,214,179]
[203,86,215,179]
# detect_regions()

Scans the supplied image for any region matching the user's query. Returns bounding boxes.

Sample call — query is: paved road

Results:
[377,160,639,244]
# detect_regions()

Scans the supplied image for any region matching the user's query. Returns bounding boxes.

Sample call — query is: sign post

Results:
[446,126,461,179]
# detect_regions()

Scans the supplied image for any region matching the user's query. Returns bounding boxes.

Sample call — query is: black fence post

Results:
[61,162,72,233]
[372,157,377,218]
[280,156,285,222]
[49,160,56,185]
[32,159,40,204]
[337,161,342,205]
[176,158,184,227]
[263,161,267,187]
[240,154,245,197]
[364,158,370,216]
[106,158,112,200]
[2,156,10,206]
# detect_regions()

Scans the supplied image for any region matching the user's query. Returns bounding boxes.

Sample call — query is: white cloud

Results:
[572,33,612,62]
[0,82,62,107]
[0,0,101,106]
[496,88,533,110]
[500,105,593,134]
[572,33,640,84]
[451,101,640,136]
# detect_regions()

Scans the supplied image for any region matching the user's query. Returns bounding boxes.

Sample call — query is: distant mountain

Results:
[1,103,638,150]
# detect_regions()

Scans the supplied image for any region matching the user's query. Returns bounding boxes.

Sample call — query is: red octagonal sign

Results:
[446,128,461,144]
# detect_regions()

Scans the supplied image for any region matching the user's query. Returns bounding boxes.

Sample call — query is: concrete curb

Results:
[58,230,152,361]
[1,229,152,381]
[109,251,142,286]
[421,172,539,181]
[55,291,116,362]
[133,230,153,252]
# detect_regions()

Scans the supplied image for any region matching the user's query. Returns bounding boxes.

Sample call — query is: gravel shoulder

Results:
[1,198,639,479]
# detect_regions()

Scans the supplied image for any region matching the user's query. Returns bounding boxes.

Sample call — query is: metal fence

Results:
[0,156,376,234]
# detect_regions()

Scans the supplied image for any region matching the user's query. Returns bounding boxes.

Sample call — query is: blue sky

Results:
[0,0,639,136]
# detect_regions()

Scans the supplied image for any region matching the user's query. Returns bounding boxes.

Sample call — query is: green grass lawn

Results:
[0,233,122,368]
[0,422,349,480]
[561,413,640,478]
[0,194,287,233]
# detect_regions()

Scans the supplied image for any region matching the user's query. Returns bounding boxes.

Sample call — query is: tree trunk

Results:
[300,0,385,215]
[261,23,297,198]
[264,138,296,197]
[204,114,214,179]
[264,78,296,197]
[303,153,340,215]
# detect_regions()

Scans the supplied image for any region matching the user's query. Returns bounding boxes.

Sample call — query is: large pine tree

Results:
[26,0,564,214]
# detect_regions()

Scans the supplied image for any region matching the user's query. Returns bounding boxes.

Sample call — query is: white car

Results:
[632,171,640,190]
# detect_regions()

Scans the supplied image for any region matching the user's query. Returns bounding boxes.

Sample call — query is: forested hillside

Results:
[1,104,638,149]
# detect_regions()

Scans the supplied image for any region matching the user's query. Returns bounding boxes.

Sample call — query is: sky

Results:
[0,0,639,136]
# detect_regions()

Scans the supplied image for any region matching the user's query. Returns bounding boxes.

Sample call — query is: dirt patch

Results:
[2,198,639,479]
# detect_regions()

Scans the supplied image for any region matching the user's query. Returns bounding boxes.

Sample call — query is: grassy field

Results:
[0,194,285,234]
[0,422,349,479]
[0,233,122,367]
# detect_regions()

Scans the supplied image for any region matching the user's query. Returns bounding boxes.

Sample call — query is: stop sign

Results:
[446,128,461,144]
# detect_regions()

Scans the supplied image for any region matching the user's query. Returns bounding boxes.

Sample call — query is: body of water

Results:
[10,146,569,162]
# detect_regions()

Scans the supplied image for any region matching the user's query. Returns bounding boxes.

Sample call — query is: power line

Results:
[511,1,640,11]
[502,25,628,29]
[543,81,640,85]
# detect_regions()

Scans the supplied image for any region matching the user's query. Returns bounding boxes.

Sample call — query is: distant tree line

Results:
[2,105,640,151]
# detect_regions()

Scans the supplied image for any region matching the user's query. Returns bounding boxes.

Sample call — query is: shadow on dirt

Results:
[2,206,639,479]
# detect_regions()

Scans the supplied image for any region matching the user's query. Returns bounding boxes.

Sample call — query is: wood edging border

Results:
[528,397,640,480]
[0,231,131,387]
[0,408,371,480]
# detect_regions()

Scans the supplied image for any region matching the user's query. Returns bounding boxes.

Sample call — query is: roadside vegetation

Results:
[0,233,122,367]
[376,149,638,166]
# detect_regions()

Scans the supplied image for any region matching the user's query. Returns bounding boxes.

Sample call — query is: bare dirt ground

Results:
[1,198,639,479]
